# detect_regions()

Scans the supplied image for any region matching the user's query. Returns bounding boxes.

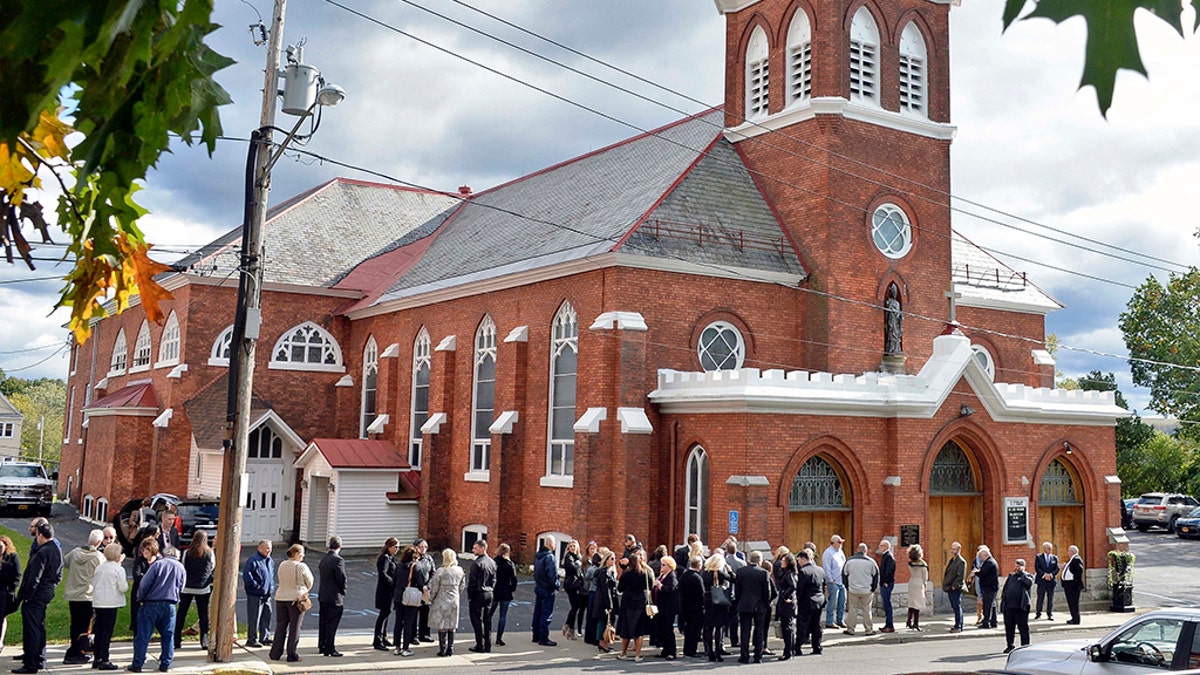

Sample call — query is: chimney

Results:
[458,185,472,196]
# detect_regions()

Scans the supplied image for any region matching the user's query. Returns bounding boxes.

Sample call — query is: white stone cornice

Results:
[421,412,448,435]
[725,97,956,143]
[650,334,1129,425]
[590,311,648,332]
[489,410,519,434]
[504,326,529,343]
[435,335,457,352]
[574,408,607,433]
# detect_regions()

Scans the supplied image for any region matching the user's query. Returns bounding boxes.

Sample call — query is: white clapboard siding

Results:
[330,471,418,549]
[191,450,224,498]
[298,453,334,547]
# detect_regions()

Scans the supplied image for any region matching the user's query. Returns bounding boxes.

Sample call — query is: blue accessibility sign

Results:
[729,510,739,535]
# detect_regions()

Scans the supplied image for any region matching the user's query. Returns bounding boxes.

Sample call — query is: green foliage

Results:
[4,378,66,466]
[1107,549,1135,588]
[0,0,233,340]
[1116,431,1199,496]
[1075,371,1157,496]
[1002,0,1199,116]
[1119,269,1200,440]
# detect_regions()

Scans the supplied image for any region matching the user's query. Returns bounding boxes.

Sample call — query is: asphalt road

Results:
[6,504,1198,639]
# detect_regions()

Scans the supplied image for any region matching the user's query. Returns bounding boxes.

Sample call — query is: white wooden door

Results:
[244,464,284,543]
[307,476,330,545]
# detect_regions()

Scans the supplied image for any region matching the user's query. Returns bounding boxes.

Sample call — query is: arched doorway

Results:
[928,441,984,575]
[788,455,853,551]
[1038,458,1085,558]
[684,447,710,545]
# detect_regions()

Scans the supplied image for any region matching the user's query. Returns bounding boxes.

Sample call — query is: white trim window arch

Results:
[410,328,431,470]
[685,446,710,545]
[360,337,379,438]
[209,325,235,366]
[971,344,996,381]
[849,7,880,104]
[545,302,578,485]
[899,22,928,116]
[745,26,770,119]
[270,321,345,372]
[468,316,497,480]
[96,498,109,524]
[131,320,152,372]
[786,9,813,104]
[698,321,746,371]
[157,311,181,368]
[108,329,127,375]
[461,524,488,552]
[83,494,95,519]
[537,531,573,561]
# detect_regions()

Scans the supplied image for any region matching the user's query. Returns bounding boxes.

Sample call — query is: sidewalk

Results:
[32,608,1142,674]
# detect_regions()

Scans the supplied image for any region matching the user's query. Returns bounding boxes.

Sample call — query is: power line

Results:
[2,344,67,373]
[375,0,1193,275]
[0,342,65,356]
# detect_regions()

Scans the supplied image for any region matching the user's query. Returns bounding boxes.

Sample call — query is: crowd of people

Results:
[0,513,1088,671]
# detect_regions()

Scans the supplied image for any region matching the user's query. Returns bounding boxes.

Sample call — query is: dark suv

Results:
[113,493,219,554]
[1132,492,1200,533]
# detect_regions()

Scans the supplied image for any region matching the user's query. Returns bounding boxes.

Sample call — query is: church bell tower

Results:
[715,0,957,374]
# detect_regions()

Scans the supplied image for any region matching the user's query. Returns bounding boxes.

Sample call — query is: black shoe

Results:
[1004,646,1014,654]
[286,655,302,663]
[98,665,120,672]
[496,639,505,646]
[245,642,262,649]
[372,644,389,652]
[125,668,142,673]
[158,666,169,673]
[64,656,91,665]
[326,651,343,658]
[261,638,273,645]
[537,640,558,647]
[1034,614,1041,620]
[738,657,751,664]
[12,668,38,674]
[1047,616,1054,621]
[812,649,823,655]
[469,646,486,653]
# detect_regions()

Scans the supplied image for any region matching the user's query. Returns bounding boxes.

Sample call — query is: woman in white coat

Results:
[428,548,465,657]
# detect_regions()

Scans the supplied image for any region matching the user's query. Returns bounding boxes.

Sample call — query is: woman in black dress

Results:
[373,537,399,650]
[492,543,518,646]
[561,540,587,640]
[590,550,618,653]
[654,556,680,660]
[616,550,653,661]
[0,536,20,650]
[775,552,799,660]
[702,553,733,662]
[392,546,420,656]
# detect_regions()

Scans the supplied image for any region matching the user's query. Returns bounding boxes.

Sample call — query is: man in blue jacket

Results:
[532,536,560,647]
[242,540,275,648]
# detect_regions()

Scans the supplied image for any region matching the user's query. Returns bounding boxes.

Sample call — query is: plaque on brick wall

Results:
[900,524,919,547]
[1005,497,1029,545]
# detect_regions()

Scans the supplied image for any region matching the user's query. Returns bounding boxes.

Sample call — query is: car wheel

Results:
[1137,524,1150,532]
[1168,517,1179,534]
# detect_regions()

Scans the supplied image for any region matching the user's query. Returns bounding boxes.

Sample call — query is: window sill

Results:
[207,358,230,367]
[539,475,574,489]
[154,359,180,370]
[464,470,490,483]
[268,361,346,373]
[128,364,150,374]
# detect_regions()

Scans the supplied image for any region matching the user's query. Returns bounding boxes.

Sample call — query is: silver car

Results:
[1005,609,1200,673]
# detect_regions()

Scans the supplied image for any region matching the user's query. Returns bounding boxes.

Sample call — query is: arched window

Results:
[248,424,283,459]
[685,447,710,544]
[410,328,431,469]
[786,10,813,104]
[109,329,127,375]
[789,455,850,509]
[745,26,770,119]
[461,524,488,552]
[96,498,108,524]
[930,442,981,495]
[360,337,378,438]
[547,303,578,480]
[1040,459,1082,505]
[899,22,927,116]
[469,317,497,477]
[971,344,996,381]
[698,321,745,371]
[849,7,880,104]
[83,494,94,519]
[131,321,152,371]
[270,321,344,372]
[209,325,234,366]
[871,204,913,258]
[157,312,180,367]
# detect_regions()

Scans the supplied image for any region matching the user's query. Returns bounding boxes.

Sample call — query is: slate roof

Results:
[88,381,158,410]
[174,179,460,288]
[182,374,273,450]
[951,231,1062,313]
[305,438,410,470]
[368,108,805,306]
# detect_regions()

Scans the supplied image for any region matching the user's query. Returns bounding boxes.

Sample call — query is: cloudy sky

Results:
[2,0,1197,416]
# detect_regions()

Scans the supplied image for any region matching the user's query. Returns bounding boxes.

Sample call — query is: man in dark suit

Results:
[794,548,826,656]
[1060,545,1085,624]
[678,556,705,657]
[318,536,347,658]
[1000,558,1034,653]
[877,539,896,632]
[15,523,63,674]
[734,551,772,663]
[977,546,1000,629]
[467,539,497,653]
[1034,541,1060,620]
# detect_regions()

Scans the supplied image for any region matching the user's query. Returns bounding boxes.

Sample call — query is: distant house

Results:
[0,392,23,459]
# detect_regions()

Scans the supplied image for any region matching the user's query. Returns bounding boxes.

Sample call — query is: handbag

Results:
[602,612,617,644]
[292,565,313,612]
[710,571,732,608]
[644,571,659,617]
[401,562,423,607]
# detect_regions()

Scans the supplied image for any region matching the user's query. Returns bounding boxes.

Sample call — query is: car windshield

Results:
[1137,496,1163,506]
[0,465,45,479]
[1188,507,1200,518]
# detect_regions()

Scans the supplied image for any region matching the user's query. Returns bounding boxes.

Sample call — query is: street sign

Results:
[729,509,739,535]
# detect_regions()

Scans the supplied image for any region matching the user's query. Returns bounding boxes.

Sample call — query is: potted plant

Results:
[1108,550,1136,612]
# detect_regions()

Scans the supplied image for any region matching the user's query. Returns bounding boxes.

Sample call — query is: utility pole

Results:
[37,415,44,464]
[210,0,286,662]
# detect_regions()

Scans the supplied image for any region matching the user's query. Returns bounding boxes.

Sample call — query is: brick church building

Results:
[61,0,1126,591]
